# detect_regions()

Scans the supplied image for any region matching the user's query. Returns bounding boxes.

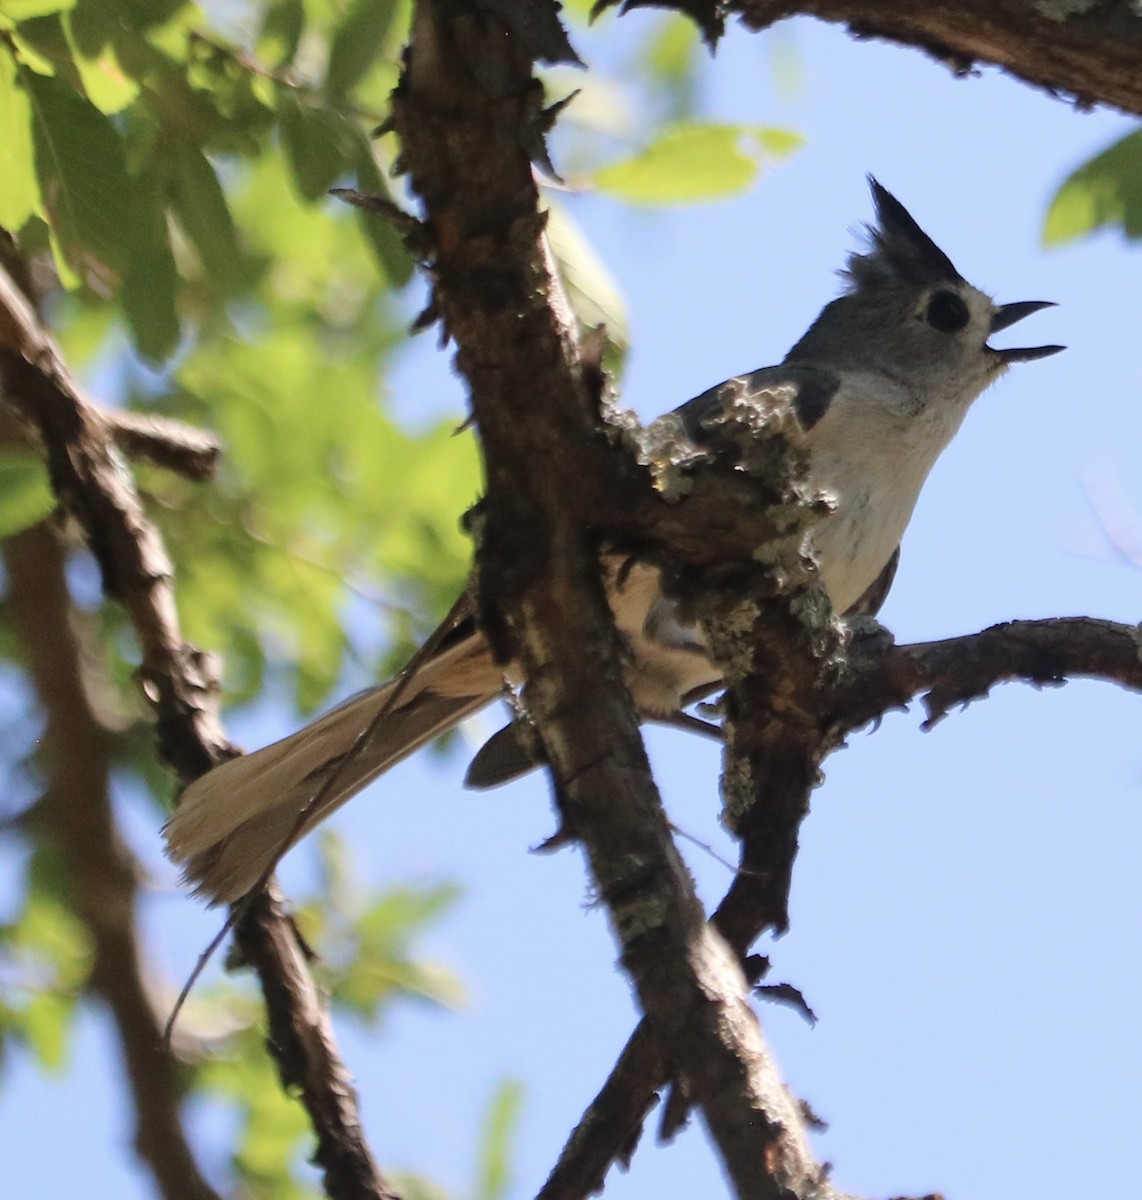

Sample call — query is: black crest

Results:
[845,177,964,291]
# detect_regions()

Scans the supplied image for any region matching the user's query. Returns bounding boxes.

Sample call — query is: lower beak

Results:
[987,300,1065,363]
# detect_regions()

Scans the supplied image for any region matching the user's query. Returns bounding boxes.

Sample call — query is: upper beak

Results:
[987,300,1065,363]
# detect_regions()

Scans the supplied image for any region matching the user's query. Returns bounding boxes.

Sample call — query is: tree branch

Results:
[4,521,222,1200]
[0,264,394,1200]
[0,279,220,483]
[233,888,403,1200]
[736,0,1142,116]
[389,3,844,1196]
[541,615,1142,1198]
[103,410,221,481]
[0,264,228,775]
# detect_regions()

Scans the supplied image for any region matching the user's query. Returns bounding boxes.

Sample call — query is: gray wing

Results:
[670,363,842,441]
[465,367,848,791]
[672,363,900,617]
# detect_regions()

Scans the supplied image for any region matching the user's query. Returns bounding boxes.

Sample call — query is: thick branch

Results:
[542,615,1142,1197]
[390,4,836,1197]
[737,0,1142,116]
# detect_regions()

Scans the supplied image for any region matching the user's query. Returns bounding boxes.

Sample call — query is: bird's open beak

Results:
[987,300,1065,363]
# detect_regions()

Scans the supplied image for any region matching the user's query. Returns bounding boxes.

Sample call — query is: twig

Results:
[104,409,221,481]
[234,888,403,1200]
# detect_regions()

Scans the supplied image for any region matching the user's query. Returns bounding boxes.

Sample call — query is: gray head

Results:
[785,178,1063,399]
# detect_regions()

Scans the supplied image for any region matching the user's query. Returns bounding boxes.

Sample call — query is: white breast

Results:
[805,372,977,612]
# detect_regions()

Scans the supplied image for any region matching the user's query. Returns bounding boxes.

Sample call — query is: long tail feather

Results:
[164,632,501,904]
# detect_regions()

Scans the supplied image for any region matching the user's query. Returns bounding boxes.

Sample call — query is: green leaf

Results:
[0,0,76,23]
[197,1029,315,1198]
[0,453,55,536]
[544,199,628,367]
[62,12,139,114]
[258,0,305,69]
[167,140,243,284]
[592,122,802,207]
[642,14,700,117]
[475,1080,524,1200]
[1044,131,1142,244]
[11,13,81,84]
[22,991,72,1070]
[277,88,357,203]
[0,46,40,228]
[22,65,131,286]
[2,869,92,1071]
[121,160,180,361]
[325,0,398,99]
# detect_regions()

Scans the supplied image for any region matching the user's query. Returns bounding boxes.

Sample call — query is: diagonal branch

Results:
[0,264,228,777]
[4,521,222,1200]
[0,263,396,1200]
[735,0,1142,116]
[540,615,1142,1198]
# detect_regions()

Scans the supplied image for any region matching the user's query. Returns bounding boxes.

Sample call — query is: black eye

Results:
[926,291,970,333]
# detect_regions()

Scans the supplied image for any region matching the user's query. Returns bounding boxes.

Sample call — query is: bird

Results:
[164,178,1063,905]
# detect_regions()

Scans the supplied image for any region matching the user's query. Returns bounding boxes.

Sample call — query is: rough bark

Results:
[5,522,222,1200]
[0,264,396,1200]
[735,0,1142,115]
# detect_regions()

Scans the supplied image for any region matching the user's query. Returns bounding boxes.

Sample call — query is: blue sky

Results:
[4,11,1141,1200]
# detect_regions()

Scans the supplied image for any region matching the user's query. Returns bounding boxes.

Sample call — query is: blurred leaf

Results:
[767,25,806,100]
[544,199,628,369]
[120,158,180,361]
[755,126,802,157]
[389,1178,449,1200]
[0,0,76,20]
[0,453,56,537]
[475,1079,524,1200]
[258,0,305,69]
[11,12,81,85]
[22,64,131,286]
[185,36,276,142]
[1045,131,1142,244]
[592,122,801,206]
[0,868,92,1071]
[278,88,357,203]
[63,16,139,113]
[21,991,72,1070]
[0,47,40,228]
[325,0,398,99]
[645,13,699,82]
[296,837,465,1023]
[167,138,243,286]
[642,14,700,117]
[197,1027,318,1199]
[327,879,466,1020]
